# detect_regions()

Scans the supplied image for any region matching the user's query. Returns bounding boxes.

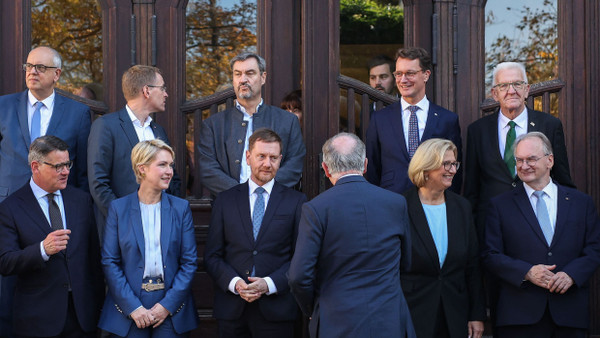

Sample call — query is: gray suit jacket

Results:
[198,104,305,195]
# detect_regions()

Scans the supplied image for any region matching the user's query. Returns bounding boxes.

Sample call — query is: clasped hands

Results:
[130,303,170,329]
[525,264,574,294]
[235,277,268,303]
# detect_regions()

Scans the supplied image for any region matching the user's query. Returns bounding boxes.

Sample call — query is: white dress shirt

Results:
[140,201,165,278]
[523,181,558,231]
[28,90,55,137]
[497,108,528,158]
[30,178,66,261]
[400,96,429,149]
[126,105,156,142]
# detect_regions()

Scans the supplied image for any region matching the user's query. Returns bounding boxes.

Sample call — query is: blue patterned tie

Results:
[533,191,554,246]
[30,101,43,141]
[252,187,265,240]
[407,105,420,158]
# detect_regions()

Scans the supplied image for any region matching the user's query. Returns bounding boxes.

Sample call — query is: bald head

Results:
[322,132,366,177]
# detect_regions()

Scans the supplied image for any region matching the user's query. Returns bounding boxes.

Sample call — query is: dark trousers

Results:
[496,306,586,338]
[218,301,295,338]
[0,276,15,338]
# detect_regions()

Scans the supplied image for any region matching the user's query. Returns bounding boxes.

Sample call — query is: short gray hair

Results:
[28,135,69,165]
[230,52,266,73]
[492,62,527,86]
[32,46,62,69]
[322,133,366,175]
[514,131,553,155]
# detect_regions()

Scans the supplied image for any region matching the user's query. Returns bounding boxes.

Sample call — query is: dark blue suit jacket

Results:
[0,184,103,336]
[482,183,600,329]
[204,181,307,322]
[98,192,198,336]
[0,90,91,201]
[288,176,416,338]
[87,108,181,217]
[366,100,462,194]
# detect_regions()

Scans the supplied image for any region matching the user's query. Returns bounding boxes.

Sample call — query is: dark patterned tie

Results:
[504,121,517,177]
[407,105,420,158]
[46,193,64,231]
[252,187,265,240]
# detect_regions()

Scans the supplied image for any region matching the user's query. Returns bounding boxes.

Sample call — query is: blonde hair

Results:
[131,139,174,184]
[122,65,162,101]
[408,138,457,188]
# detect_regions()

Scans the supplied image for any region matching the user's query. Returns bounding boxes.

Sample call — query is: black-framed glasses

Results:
[147,84,167,92]
[515,154,549,167]
[43,161,73,173]
[22,63,58,73]
[393,70,423,80]
[442,161,460,171]
[493,81,527,92]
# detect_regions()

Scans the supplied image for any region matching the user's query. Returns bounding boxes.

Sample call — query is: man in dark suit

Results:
[482,132,600,338]
[289,132,416,338]
[88,65,180,240]
[205,128,307,337]
[198,52,305,196]
[464,61,574,236]
[366,47,462,194]
[0,46,91,337]
[0,136,103,337]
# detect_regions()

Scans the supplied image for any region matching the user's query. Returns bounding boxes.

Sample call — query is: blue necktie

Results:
[30,101,43,141]
[533,190,554,245]
[407,106,420,158]
[252,187,265,240]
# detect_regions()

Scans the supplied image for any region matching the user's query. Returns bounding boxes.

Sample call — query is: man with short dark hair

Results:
[482,132,600,338]
[0,135,103,338]
[366,47,463,194]
[198,52,305,196]
[367,55,396,96]
[205,128,307,338]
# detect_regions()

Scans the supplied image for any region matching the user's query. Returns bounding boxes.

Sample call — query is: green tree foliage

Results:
[340,0,403,45]
[186,0,257,99]
[31,0,103,92]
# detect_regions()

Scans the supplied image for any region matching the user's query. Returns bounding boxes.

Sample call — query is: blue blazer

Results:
[204,181,307,322]
[98,192,198,336]
[482,183,600,329]
[288,176,416,338]
[0,90,91,201]
[366,100,463,194]
[87,108,181,218]
[0,184,103,337]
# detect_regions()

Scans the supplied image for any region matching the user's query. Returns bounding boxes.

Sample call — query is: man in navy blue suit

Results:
[0,46,91,337]
[0,136,103,337]
[205,128,307,338]
[482,132,600,338]
[366,47,462,194]
[289,132,416,338]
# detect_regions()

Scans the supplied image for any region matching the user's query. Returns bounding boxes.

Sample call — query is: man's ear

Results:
[322,162,331,178]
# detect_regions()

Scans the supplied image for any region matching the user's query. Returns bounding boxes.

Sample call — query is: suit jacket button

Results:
[237,139,243,144]
[245,270,250,275]
[242,122,247,127]
[235,160,240,164]
[548,252,552,256]
[253,250,258,255]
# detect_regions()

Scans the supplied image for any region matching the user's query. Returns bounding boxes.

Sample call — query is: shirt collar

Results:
[498,107,528,129]
[126,105,153,127]
[29,177,62,200]
[235,99,264,119]
[400,95,428,113]
[523,180,557,199]
[28,90,55,108]
[248,177,274,196]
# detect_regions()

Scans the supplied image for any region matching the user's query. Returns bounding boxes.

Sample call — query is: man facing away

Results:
[205,128,307,338]
[366,47,463,194]
[289,132,416,338]
[198,52,305,196]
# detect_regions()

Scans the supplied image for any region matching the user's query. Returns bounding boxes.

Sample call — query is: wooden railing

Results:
[480,79,565,116]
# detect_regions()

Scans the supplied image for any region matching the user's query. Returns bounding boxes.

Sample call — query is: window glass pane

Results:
[31,0,103,101]
[485,0,558,96]
[185,0,257,100]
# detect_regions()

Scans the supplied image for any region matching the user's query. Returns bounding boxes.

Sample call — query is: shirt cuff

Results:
[40,241,50,261]
[229,277,242,294]
[264,277,277,295]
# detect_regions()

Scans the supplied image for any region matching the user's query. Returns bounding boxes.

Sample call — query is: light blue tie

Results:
[533,191,554,245]
[30,101,43,141]
[252,187,265,240]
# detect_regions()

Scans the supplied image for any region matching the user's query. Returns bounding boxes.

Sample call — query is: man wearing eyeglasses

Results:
[482,132,600,338]
[0,46,91,337]
[87,65,180,242]
[366,47,463,195]
[0,135,104,337]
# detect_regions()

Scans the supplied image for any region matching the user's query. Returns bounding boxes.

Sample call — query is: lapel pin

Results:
[530,122,535,127]
[565,197,569,200]
[434,113,438,116]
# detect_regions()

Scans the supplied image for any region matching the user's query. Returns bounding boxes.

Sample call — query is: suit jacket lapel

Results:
[551,185,570,248]
[118,109,141,148]
[526,108,541,132]
[160,193,172,264]
[255,182,283,244]
[513,185,549,246]
[421,103,439,141]
[236,183,255,245]
[443,192,460,271]
[488,111,514,179]
[390,104,410,161]
[18,91,31,145]
[129,194,146,260]
[46,94,65,136]
[405,188,441,271]
[18,184,53,235]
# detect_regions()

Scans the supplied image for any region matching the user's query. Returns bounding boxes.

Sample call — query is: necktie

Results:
[504,121,517,177]
[30,101,44,141]
[252,187,265,240]
[46,193,64,231]
[407,105,420,158]
[533,191,553,245]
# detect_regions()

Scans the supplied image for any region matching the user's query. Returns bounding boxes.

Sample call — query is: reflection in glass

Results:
[185,0,257,100]
[31,0,103,101]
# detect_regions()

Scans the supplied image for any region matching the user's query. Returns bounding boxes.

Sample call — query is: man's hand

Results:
[130,307,155,329]
[548,271,574,294]
[42,229,71,255]
[150,303,170,328]
[525,264,556,289]
[468,320,484,338]
[235,277,268,303]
